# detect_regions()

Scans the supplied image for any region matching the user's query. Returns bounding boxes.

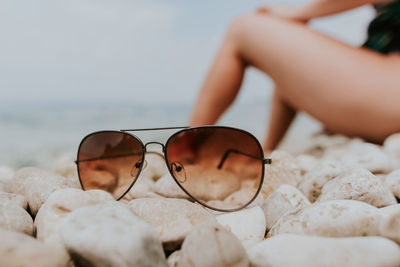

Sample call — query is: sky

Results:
[0,0,375,106]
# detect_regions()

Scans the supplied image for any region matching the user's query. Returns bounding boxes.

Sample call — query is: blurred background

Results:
[0,0,375,168]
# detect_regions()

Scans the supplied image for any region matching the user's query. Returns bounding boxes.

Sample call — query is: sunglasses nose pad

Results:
[130,160,147,177]
[171,162,186,183]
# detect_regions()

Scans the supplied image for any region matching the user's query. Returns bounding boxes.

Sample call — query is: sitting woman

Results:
[189,0,400,151]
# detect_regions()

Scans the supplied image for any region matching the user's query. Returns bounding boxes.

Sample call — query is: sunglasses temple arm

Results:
[74,152,143,164]
[217,149,272,169]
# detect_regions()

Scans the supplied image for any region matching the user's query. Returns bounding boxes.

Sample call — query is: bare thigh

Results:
[230,14,400,142]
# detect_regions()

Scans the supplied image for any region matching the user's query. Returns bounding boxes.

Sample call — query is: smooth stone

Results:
[0,228,69,267]
[11,167,79,215]
[0,166,14,192]
[384,133,400,169]
[295,154,318,176]
[262,184,310,230]
[248,234,400,267]
[180,224,249,267]
[60,202,167,267]
[167,250,182,267]
[338,142,394,174]
[0,199,33,235]
[318,168,397,207]
[35,188,114,244]
[385,169,400,199]
[141,153,169,181]
[52,153,78,179]
[268,200,380,237]
[297,160,349,202]
[301,133,354,158]
[153,173,189,199]
[261,151,301,198]
[380,204,400,244]
[128,198,216,248]
[122,177,161,201]
[216,205,266,248]
[0,192,28,209]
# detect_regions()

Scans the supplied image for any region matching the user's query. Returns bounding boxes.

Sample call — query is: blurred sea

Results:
[0,99,320,169]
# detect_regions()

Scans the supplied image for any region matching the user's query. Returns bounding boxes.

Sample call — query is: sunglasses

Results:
[75,126,271,212]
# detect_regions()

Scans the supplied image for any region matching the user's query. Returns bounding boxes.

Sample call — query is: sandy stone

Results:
[180,224,249,267]
[301,133,354,158]
[11,167,79,215]
[338,142,394,174]
[0,199,33,235]
[318,168,397,207]
[60,202,167,267]
[0,166,14,192]
[122,177,160,201]
[295,154,318,176]
[385,170,400,199]
[297,160,349,202]
[248,234,400,267]
[35,188,114,244]
[141,153,169,181]
[384,133,400,169]
[261,151,301,198]
[0,228,69,267]
[153,172,189,199]
[167,250,182,267]
[380,204,400,244]
[268,200,380,237]
[262,184,310,230]
[128,198,216,248]
[52,153,78,179]
[0,192,28,209]
[216,206,266,248]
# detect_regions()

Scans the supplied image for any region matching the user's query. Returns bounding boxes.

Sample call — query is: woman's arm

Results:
[258,0,392,22]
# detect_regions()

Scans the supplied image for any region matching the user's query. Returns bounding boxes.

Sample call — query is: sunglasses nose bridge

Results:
[144,142,166,153]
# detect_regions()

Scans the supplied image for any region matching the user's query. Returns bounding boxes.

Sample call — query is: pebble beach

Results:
[0,131,400,267]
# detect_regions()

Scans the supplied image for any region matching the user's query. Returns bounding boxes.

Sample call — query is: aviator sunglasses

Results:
[75,126,272,212]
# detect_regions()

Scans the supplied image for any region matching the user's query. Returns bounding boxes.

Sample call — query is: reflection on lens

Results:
[77,131,144,199]
[165,127,264,211]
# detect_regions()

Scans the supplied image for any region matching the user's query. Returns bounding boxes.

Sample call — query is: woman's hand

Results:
[256,5,309,23]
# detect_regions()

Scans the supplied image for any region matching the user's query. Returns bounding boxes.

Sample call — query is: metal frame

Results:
[76,125,272,212]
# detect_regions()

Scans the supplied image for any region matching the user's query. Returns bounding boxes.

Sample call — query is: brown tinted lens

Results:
[165,127,263,211]
[77,131,144,199]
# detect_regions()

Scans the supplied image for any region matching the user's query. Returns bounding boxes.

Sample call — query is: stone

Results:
[52,153,78,179]
[248,234,400,267]
[153,172,189,199]
[384,133,400,169]
[268,200,380,237]
[380,204,400,244]
[0,192,28,209]
[261,151,301,197]
[297,160,349,202]
[295,154,318,176]
[0,228,69,267]
[11,167,79,215]
[60,202,167,267]
[385,169,400,199]
[216,206,266,248]
[128,198,216,249]
[262,184,310,230]
[34,188,114,244]
[180,224,249,267]
[0,199,33,235]
[167,250,182,267]
[318,168,397,207]
[141,152,169,181]
[122,176,160,201]
[338,142,394,174]
[0,166,14,192]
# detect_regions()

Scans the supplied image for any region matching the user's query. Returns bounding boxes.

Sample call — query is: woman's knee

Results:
[226,13,272,41]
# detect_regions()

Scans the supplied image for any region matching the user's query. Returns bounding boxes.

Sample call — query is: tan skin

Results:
[189,0,400,151]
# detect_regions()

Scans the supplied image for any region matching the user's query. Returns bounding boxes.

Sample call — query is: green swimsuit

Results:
[363,0,400,54]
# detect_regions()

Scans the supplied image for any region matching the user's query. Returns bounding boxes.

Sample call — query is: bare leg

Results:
[189,34,246,125]
[264,90,296,151]
[190,13,400,146]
